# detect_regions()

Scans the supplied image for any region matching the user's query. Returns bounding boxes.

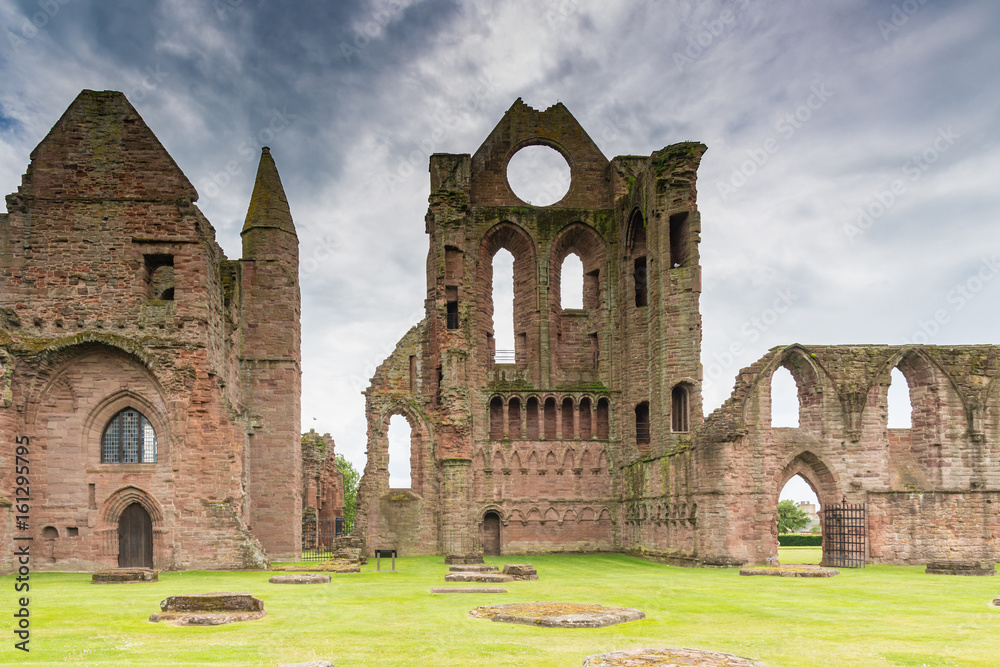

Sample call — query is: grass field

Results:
[3,554,999,666]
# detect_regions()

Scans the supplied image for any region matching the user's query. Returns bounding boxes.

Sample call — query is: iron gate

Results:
[823,498,866,568]
[302,517,351,561]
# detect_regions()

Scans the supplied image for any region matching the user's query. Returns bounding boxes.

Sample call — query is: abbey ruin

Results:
[1,92,997,572]
[357,99,1000,566]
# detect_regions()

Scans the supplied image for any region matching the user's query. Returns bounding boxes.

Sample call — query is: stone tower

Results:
[357,99,706,556]
[0,90,301,571]
[239,147,302,560]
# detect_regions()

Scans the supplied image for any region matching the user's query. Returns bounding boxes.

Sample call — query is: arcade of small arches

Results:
[480,505,614,526]
[479,442,610,475]
[488,394,610,441]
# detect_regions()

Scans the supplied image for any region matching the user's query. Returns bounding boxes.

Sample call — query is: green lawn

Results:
[778,546,822,565]
[4,554,999,666]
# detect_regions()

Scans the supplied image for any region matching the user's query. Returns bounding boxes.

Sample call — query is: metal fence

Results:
[302,517,353,561]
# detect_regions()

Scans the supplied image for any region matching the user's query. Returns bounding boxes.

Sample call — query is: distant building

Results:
[797,502,819,532]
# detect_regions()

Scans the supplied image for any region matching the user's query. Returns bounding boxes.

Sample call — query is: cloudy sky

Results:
[2,0,998,502]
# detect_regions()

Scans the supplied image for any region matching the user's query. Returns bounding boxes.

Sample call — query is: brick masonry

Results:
[0,90,301,572]
[358,99,1000,566]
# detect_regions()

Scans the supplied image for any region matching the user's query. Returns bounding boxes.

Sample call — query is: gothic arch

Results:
[97,485,166,567]
[477,222,537,370]
[549,222,607,312]
[99,485,166,526]
[476,504,506,524]
[367,401,434,493]
[25,342,165,428]
[774,450,840,510]
[755,345,833,432]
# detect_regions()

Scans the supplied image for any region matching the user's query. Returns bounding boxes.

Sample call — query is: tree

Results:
[777,499,810,534]
[336,453,360,527]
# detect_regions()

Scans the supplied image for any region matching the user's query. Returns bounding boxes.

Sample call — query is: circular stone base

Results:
[583,647,767,666]
[470,602,644,628]
[269,574,332,584]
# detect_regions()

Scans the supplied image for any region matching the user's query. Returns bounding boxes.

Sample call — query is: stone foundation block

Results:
[925,560,996,576]
[445,572,514,583]
[91,568,158,584]
[269,574,332,584]
[445,553,485,565]
[502,564,538,580]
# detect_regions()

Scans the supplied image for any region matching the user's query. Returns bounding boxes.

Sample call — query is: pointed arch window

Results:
[635,402,650,445]
[102,408,157,464]
[671,385,690,433]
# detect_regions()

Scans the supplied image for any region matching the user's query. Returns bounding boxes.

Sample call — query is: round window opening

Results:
[506,145,571,206]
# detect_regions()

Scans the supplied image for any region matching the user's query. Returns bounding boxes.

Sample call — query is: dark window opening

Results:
[102,408,157,464]
[634,257,648,307]
[446,286,459,330]
[635,402,650,445]
[669,212,689,268]
[66,526,79,537]
[671,385,689,433]
[145,254,174,301]
[435,365,443,406]
[42,526,58,540]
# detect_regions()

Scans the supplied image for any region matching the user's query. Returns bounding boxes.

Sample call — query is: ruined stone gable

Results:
[358,99,1000,566]
[0,90,301,572]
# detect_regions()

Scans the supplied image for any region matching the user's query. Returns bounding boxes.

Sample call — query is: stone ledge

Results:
[445,553,485,565]
[271,559,360,573]
[449,564,499,572]
[445,572,514,583]
[150,592,266,626]
[149,610,267,626]
[502,564,538,580]
[91,568,158,584]
[925,561,996,576]
[471,602,644,628]
[739,567,839,578]
[583,647,768,666]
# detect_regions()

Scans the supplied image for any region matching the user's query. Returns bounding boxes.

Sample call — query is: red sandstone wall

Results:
[0,91,283,571]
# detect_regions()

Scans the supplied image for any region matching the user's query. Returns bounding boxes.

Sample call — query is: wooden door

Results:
[483,512,501,556]
[118,503,153,568]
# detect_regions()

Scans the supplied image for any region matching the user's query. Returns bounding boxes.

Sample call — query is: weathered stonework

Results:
[0,90,301,572]
[301,429,344,549]
[357,99,1000,567]
[358,99,702,557]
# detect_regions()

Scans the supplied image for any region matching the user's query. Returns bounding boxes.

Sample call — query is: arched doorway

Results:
[778,474,821,564]
[482,511,501,556]
[118,502,153,568]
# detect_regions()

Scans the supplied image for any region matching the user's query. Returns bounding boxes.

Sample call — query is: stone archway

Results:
[482,510,502,556]
[118,502,153,568]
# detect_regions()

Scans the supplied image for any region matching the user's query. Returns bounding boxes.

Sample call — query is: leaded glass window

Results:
[101,408,157,463]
